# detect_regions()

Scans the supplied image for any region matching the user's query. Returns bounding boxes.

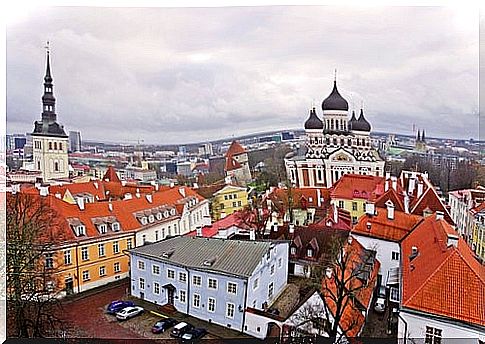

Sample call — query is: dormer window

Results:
[307,249,313,257]
[76,225,86,236]
[170,209,176,216]
[156,213,163,221]
[148,215,155,223]
[111,222,120,231]
[141,217,148,225]
[164,211,169,218]
[98,224,107,234]
[291,247,296,255]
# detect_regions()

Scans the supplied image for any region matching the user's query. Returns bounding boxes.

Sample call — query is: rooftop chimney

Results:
[272,224,278,232]
[391,177,397,191]
[385,172,391,180]
[317,189,322,207]
[409,246,419,260]
[447,233,459,248]
[366,221,372,231]
[108,203,113,212]
[385,180,389,192]
[39,186,49,197]
[196,226,202,237]
[76,197,85,211]
[11,184,21,194]
[436,211,444,220]
[250,230,256,241]
[333,205,338,223]
[404,194,410,214]
[387,203,395,220]
[365,203,375,216]
[347,235,353,244]
[289,223,295,234]
[170,182,175,188]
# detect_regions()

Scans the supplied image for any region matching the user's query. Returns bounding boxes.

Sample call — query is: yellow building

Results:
[471,204,485,262]
[212,185,248,221]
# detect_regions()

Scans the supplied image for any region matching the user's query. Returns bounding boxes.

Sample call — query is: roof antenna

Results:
[334,68,337,83]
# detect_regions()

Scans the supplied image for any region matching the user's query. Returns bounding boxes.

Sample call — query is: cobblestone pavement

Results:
[59,279,144,339]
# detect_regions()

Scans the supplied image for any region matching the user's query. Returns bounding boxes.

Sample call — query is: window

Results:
[179,290,186,303]
[138,260,145,270]
[270,265,275,275]
[64,250,72,265]
[114,262,120,273]
[141,217,148,225]
[179,272,187,283]
[193,275,201,286]
[76,225,86,236]
[226,303,235,318]
[232,202,237,207]
[98,244,105,257]
[112,222,120,231]
[290,247,296,255]
[224,195,228,200]
[155,230,159,241]
[278,258,282,268]
[81,246,89,261]
[154,282,160,295]
[142,234,146,245]
[193,294,200,308]
[208,278,217,289]
[253,278,259,290]
[45,253,54,269]
[391,252,400,261]
[352,216,358,225]
[338,200,344,208]
[112,241,119,254]
[49,142,52,150]
[220,204,225,210]
[352,202,357,211]
[139,278,145,290]
[59,142,63,151]
[227,282,237,294]
[208,297,216,313]
[82,270,90,281]
[98,224,107,234]
[167,269,175,279]
[99,266,106,277]
[152,265,160,275]
[425,326,442,344]
[126,238,132,250]
[148,215,155,223]
[268,282,274,298]
[237,201,242,207]
[54,142,58,150]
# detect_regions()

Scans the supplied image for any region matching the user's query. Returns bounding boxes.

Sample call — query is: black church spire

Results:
[41,43,56,123]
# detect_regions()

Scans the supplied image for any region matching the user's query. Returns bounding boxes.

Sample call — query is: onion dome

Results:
[348,110,358,130]
[352,109,371,131]
[322,80,349,111]
[304,107,324,130]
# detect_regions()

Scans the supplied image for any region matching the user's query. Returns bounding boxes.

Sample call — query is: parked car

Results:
[374,285,387,313]
[116,306,144,321]
[170,322,194,338]
[152,318,178,334]
[106,300,135,314]
[180,328,208,342]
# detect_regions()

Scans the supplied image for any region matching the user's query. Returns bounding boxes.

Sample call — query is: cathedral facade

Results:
[285,79,385,188]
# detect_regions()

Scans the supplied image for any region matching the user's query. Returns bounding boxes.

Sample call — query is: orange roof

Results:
[49,181,107,201]
[225,157,242,171]
[186,211,253,237]
[331,174,385,201]
[225,140,246,157]
[102,165,121,183]
[401,214,485,327]
[374,187,405,212]
[410,186,453,224]
[352,208,423,242]
[322,238,380,337]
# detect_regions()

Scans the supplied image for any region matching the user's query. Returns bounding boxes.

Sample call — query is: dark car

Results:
[106,300,135,314]
[180,328,208,342]
[170,322,194,338]
[152,318,178,334]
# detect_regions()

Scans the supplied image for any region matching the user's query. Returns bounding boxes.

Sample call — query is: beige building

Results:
[31,48,69,182]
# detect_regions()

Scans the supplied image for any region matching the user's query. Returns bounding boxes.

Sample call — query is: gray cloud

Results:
[6,6,479,144]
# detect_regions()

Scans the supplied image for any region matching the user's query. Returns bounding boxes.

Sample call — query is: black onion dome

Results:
[348,110,358,130]
[352,109,371,131]
[322,81,349,111]
[304,107,324,130]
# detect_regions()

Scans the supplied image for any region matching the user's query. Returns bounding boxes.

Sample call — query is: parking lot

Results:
[60,279,252,341]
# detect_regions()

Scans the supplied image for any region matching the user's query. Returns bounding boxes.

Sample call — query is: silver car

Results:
[116,306,144,321]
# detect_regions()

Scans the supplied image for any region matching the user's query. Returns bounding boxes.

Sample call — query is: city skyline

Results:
[6,6,479,144]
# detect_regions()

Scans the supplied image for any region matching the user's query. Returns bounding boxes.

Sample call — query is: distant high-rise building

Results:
[178,145,187,156]
[31,46,69,182]
[69,131,82,152]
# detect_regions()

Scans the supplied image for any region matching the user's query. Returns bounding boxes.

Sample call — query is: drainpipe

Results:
[185,267,190,315]
[241,279,248,334]
[75,242,80,293]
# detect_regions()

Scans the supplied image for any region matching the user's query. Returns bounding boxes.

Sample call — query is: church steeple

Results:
[41,42,56,124]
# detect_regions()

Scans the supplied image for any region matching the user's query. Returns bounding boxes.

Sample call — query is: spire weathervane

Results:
[45,41,50,53]
[334,68,337,82]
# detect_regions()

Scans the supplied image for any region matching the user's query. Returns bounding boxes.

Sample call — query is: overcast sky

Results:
[6,5,479,144]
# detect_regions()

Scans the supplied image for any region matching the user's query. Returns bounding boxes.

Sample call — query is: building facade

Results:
[211,185,248,221]
[129,237,288,332]
[285,79,385,188]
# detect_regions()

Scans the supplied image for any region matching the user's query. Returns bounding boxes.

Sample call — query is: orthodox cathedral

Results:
[285,78,385,188]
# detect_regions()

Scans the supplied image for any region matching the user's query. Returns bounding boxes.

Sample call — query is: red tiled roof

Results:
[186,211,252,237]
[268,187,331,210]
[331,174,385,201]
[401,214,485,327]
[225,157,242,171]
[49,181,107,201]
[410,186,453,224]
[225,141,246,157]
[352,208,423,242]
[102,165,121,183]
[374,188,405,212]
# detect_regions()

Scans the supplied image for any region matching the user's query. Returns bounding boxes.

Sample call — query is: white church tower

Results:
[31,45,69,182]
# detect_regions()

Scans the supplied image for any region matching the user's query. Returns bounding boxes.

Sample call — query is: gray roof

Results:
[129,236,273,278]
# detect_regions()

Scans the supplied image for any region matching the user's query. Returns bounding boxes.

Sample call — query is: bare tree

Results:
[293,236,378,342]
[234,194,271,239]
[6,191,67,338]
